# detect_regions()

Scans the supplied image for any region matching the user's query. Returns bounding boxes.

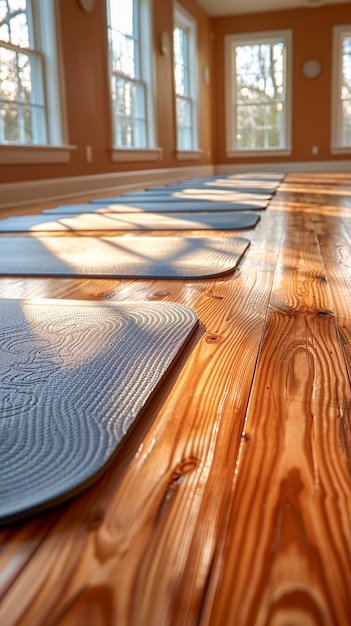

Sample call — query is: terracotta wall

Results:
[1,0,213,184]
[212,3,351,167]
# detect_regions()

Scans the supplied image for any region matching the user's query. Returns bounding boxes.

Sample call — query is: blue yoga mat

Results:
[43,199,268,214]
[0,235,250,279]
[0,211,260,232]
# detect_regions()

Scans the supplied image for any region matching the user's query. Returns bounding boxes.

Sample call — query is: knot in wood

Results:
[170,457,199,483]
[148,291,171,300]
[204,333,222,344]
[86,508,105,530]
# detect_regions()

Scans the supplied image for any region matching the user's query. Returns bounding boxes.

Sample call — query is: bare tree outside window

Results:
[225,30,291,155]
[234,41,285,150]
[0,0,47,144]
[173,4,198,152]
[341,35,351,145]
[107,0,147,148]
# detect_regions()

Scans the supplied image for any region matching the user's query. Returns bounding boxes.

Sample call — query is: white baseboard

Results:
[0,165,214,210]
[215,160,351,175]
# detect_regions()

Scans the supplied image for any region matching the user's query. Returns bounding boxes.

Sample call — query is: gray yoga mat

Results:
[0,211,260,232]
[140,179,277,194]
[0,298,198,523]
[43,198,268,214]
[0,235,250,278]
[91,188,274,203]
[229,171,284,181]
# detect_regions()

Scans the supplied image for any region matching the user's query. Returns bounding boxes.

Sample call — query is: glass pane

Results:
[110,30,136,77]
[112,76,146,148]
[108,0,139,79]
[18,52,31,101]
[115,118,133,147]
[114,77,145,117]
[235,41,284,103]
[340,34,351,146]
[176,96,192,126]
[236,102,283,149]
[342,36,351,90]
[132,118,146,146]
[115,116,146,148]
[177,126,192,150]
[176,96,192,149]
[0,46,18,101]
[0,45,47,143]
[108,0,134,37]
[0,0,29,48]
[342,99,351,145]
[3,102,19,140]
[22,103,31,140]
[173,26,189,96]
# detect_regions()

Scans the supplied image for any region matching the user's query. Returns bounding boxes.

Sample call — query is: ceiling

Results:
[195,0,351,17]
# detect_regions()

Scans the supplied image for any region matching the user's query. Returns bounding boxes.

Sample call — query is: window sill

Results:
[226,148,292,158]
[0,144,77,164]
[330,145,351,155]
[175,150,203,160]
[111,148,163,162]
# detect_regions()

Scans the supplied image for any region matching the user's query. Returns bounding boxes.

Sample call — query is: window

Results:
[173,3,199,156]
[0,0,69,163]
[106,0,160,161]
[331,25,351,153]
[225,30,292,157]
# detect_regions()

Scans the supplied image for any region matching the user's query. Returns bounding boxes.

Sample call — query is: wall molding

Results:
[0,165,214,210]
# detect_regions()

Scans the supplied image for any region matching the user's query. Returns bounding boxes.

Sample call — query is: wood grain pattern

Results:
[202,198,351,626]
[0,174,351,625]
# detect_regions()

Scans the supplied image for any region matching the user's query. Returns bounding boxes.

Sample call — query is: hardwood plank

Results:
[202,209,351,626]
[314,212,351,421]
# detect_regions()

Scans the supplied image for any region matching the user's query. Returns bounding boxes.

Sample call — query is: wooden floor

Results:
[0,172,350,625]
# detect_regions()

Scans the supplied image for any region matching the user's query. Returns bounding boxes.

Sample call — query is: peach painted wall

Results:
[212,3,351,167]
[1,0,213,184]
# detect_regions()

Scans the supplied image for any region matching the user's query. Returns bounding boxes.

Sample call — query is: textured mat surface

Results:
[43,198,268,214]
[91,189,273,203]
[0,235,250,278]
[0,298,198,523]
[0,211,260,232]
[135,179,278,195]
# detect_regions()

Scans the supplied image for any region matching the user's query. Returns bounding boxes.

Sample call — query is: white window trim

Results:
[173,3,199,155]
[225,29,292,158]
[331,24,351,154]
[0,0,73,164]
[108,0,161,160]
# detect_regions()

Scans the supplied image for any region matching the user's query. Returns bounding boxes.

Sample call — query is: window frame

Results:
[225,29,292,158]
[106,0,161,162]
[173,2,200,159]
[0,0,72,164]
[331,24,351,154]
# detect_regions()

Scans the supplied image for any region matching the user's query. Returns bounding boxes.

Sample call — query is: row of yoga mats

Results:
[0,172,284,233]
[0,173,283,523]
